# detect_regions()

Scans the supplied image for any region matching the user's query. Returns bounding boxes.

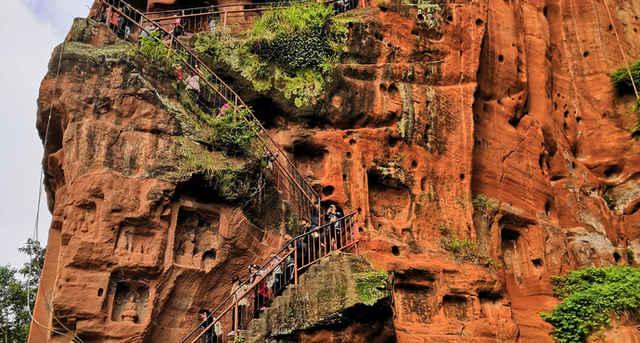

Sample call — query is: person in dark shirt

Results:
[198,309,216,343]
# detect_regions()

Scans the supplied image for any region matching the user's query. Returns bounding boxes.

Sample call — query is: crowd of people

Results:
[196,203,348,342]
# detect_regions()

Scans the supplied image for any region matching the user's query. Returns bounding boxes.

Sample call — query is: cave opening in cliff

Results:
[501,228,520,243]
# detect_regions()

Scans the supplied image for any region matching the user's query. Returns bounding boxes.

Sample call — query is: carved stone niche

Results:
[61,200,99,246]
[114,223,160,265]
[108,277,150,324]
[173,208,220,270]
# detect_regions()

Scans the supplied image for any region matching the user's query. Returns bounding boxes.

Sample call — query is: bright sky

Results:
[0,0,93,268]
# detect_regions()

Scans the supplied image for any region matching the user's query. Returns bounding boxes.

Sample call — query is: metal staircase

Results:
[88,0,363,341]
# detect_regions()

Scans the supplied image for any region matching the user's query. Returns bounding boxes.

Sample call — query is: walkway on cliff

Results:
[90,0,365,341]
[93,0,324,223]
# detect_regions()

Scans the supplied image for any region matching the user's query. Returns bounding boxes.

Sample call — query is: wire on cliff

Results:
[28,40,86,343]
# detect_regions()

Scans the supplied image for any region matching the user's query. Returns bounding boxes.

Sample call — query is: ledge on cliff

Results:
[240,252,396,343]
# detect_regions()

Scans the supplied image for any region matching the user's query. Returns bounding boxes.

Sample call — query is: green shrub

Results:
[437,233,479,261]
[609,62,640,135]
[175,141,265,202]
[540,266,640,343]
[194,2,348,107]
[473,194,497,211]
[207,106,260,157]
[138,32,187,76]
[610,61,640,96]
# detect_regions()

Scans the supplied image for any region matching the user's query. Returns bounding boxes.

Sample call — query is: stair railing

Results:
[184,211,357,343]
[140,0,361,35]
[93,0,321,222]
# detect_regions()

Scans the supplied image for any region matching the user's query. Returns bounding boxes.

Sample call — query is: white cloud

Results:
[0,0,91,267]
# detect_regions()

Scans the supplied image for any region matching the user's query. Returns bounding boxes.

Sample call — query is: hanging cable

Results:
[26,41,85,343]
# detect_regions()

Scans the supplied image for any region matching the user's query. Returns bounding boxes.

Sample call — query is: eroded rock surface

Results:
[31,0,640,342]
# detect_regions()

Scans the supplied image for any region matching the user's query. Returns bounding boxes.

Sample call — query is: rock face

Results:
[242,252,395,342]
[30,19,290,343]
[32,0,640,342]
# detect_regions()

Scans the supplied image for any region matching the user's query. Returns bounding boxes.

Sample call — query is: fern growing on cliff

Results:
[540,266,640,343]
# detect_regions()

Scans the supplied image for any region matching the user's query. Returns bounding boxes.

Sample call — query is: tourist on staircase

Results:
[173,10,185,36]
[284,244,295,287]
[228,275,248,337]
[266,252,284,297]
[248,264,269,318]
[198,309,217,343]
[325,204,344,250]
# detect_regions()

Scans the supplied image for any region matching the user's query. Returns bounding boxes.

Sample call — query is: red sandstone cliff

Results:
[32,0,640,342]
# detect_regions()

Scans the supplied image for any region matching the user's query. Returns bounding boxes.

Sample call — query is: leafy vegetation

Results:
[454,197,470,209]
[1,240,45,343]
[138,32,188,76]
[353,270,390,306]
[486,257,502,268]
[540,266,640,343]
[473,194,497,211]
[604,194,617,211]
[610,61,640,96]
[609,61,640,135]
[174,140,266,202]
[437,233,479,262]
[195,2,349,107]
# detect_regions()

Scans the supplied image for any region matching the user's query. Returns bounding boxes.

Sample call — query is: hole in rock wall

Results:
[531,258,543,268]
[347,151,352,159]
[443,295,468,321]
[392,246,400,256]
[349,139,357,146]
[98,288,104,297]
[174,209,220,269]
[543,6,548,16]
[544,201,552,215]
[417,13,425,20]
[420,177,427,192]
[479,292,502,315]
[110,280,149,323]
[583,51,589,57]
[374,32,383,41]
[388,135,400,147]
[459,174,465,181]
[476,18,484,26]
[609,24,613,30]
[576,116,582,123]
[348,21,354,28]
[322,185,335,196]
[614,252,621,263]
[604,165,622,180]
[380,6,387,12]
[412,160,418,169]
[498,55,504,63]
[343,174,347,181]
[446,15,453,22]
[388,84,400,102]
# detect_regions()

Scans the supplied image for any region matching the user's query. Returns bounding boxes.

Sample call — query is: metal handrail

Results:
[185,211,358,343]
